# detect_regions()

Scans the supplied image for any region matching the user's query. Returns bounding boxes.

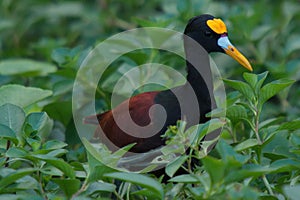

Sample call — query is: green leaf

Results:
[234,139,259,152]
[283,184,300,200]
[224,165,271,184]
[52,178,81,199]
[202,156,225,185]
[187,186,205,198]
[206,108,226,118]
[26,112,51,131]
[46,149,68,157]
[241,117,256,132]
[259,79,294,105]
[31,155,75,178]
[82,138,115,166]
[131,188,162,200]
[226,91,241,106]
[262,131,292,159]
[0,168,37,189]
[0,104,25,142]
[291,133,300,147]
[104,172,164,199]
[40,165,63,176]
[26,137,41,151]
[112,143,136,158]
[189,119,225,147]
[259,117,284,129]
[168,174,200,183]
[255,71,269,92]
[43,101,72,126]
[270,159,300,173]
[217,140,250,164]
[0,59,56,76]
[6,174,39,191]
[278,119,300,131]
[52,80,74,96]
[51,48,72,65]
[226,105,248,124]
[6,147,28,158]
[0,85,52,108]
[0,125,18,145]
[42,140,67,150]
[86,153,116,183]
[82,138,116,182]
[25,112,53,139]
[166,155,188,177]
[243,72,257,89]
[223,79,254,101]
[0,194,43,200]
[86,181,116,194]
[227,183,261,200]
[285,34,300,55]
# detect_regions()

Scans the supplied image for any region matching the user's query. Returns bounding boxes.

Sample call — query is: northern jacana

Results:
[85,14,252,155]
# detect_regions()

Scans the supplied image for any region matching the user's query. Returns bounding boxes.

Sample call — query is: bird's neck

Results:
[186,61,215,108]
[183,39,216,110]
[186,62,209,101]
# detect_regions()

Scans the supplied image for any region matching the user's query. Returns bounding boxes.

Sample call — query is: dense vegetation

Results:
[0,0,300,199]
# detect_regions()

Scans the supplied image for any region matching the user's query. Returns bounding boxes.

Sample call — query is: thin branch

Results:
[71,180,88,200]
[4,140,11,167]
[38,170,48,200]
[262,175,274,195]
[254,109,262,144]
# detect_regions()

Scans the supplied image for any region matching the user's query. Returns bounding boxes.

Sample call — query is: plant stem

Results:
[38,170,48,200]
[71,180,88,200]
[262,175,274,195]
[187,148,194,173]
[4,140,11,167]
[254,109,262,144]
[126,183,131,200]
[253,159,274,195]
[113,190,123,200]
[232,126,237,143]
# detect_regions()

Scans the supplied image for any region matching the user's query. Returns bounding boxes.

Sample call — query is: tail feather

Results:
[83,111,109,125]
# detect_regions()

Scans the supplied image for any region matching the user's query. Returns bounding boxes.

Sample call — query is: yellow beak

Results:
[218,36,253,71]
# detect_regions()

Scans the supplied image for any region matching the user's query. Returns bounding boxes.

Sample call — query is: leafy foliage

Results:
[0,0,300,199]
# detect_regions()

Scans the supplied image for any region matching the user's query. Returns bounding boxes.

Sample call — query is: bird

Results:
[84,14,252,156]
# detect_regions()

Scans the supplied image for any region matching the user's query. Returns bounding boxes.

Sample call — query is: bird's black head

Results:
[184,14,252,71]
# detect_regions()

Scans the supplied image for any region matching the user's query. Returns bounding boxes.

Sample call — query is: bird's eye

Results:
[204,30,213,38]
